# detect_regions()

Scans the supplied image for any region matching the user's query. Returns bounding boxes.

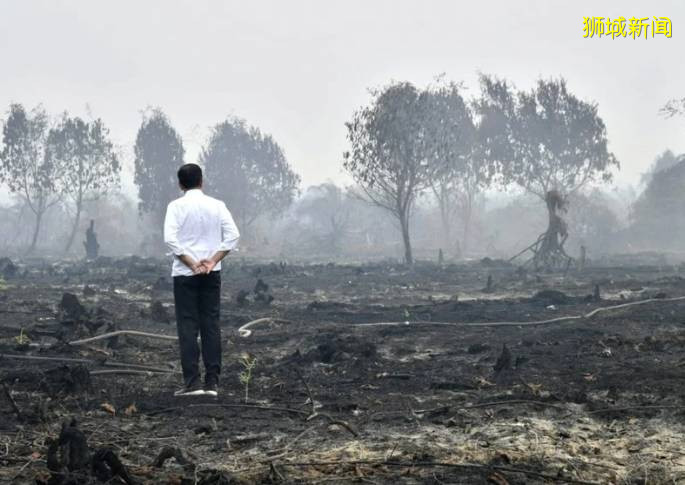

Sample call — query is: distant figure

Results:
[83,220,100,260]
[164,163,240,397]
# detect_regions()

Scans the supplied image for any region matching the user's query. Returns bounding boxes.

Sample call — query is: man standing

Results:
[164,163,240,397]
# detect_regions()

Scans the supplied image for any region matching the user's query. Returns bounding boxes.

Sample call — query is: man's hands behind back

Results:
[178,251,228,275]
[198,259,217,273]
[190,258,216,274]
[178,254,215,275]
[199,251,229,274]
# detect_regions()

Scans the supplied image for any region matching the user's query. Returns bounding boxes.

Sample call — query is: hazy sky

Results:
[1,0,683,193]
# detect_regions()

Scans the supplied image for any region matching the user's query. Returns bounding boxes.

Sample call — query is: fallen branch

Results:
[68,330,178,346]
[580,404,685,417]
[102,362,179,374]
[508,234,544,262]
[290,367,358,437]
[1,382,23,422]
[147,403,310,417]
[293,366,316,415]
[274,460,600,485]
[0,353,179,375]
[306,412,359,438]
[414,399,567,415]
[90,369,174,376]
[0,353,92,364]
[266,425,319,460]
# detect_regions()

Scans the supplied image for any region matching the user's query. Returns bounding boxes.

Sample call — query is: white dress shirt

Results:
[163,189,240,277]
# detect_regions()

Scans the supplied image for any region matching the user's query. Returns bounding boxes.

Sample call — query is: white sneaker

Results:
[204,382,218,397]
[174,382,205,396]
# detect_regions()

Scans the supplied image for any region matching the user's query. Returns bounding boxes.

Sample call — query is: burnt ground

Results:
[3,257,685,484]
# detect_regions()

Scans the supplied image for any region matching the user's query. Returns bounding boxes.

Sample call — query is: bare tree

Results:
[47,115,120,253]
[343,82,431,265]
[476,75,619,269]
[0,104,61,253]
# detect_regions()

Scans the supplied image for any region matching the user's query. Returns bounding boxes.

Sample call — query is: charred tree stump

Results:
[46,419,136,485]
[83,220,100,260]
[493,344,512,375]
[530,191,573,270]
[510,190,574,272]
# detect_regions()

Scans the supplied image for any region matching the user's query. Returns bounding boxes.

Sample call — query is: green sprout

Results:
[14,328,30,346]
[238,354,257,403]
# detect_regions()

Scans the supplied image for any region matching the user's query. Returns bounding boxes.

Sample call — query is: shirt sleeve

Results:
[163,202,186,256]
[218,202,240,251]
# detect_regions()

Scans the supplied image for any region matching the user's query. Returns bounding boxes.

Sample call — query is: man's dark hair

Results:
[177,163,203,190]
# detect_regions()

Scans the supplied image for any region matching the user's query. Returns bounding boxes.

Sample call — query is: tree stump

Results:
[83,220,100,260]
[528,190,574,271]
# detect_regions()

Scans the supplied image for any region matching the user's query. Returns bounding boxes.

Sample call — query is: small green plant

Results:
[0,277,7,291]
[238,353,257,403]
[14,328,30,346]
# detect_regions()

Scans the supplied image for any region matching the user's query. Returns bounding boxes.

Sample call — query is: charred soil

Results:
[2,258,685,483]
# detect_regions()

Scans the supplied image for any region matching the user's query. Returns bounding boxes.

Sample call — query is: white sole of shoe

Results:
[174,389,206,396]
[204,390,218,397]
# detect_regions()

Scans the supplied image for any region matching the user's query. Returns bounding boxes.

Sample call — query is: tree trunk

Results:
[543,193,561,251]
[400,213,413,265]
[462,213,470,256]
[28,210,43,254]
[438,192,451,251]
[535,203,558,269]
[532,190,569,270]
[64,196,83,254]
[239,215,254,247]
[461,196,473,256]
[432,183,452,254]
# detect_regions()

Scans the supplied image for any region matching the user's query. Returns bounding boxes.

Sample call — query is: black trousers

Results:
[173,271,221,386]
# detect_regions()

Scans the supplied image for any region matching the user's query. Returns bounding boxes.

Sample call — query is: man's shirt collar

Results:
[184,188,204,197]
